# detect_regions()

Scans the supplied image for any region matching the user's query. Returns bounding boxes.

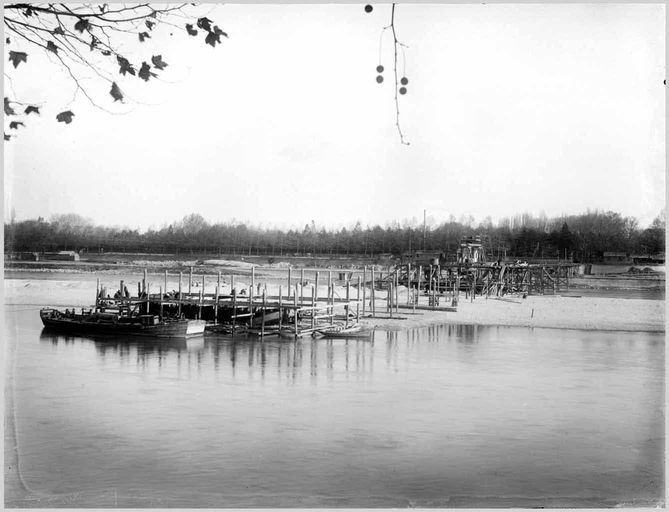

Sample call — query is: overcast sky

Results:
[3,3,665,231]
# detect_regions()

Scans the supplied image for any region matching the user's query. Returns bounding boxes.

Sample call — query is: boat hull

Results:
[40,310,205,338]
[314,325,373,339]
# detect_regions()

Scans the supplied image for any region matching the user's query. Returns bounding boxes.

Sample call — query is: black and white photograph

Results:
[3,1,665,508]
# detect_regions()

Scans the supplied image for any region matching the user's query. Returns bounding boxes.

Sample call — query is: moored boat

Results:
[313,324,373,339]
[40,308,206,338]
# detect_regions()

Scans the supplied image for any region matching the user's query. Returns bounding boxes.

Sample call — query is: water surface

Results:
[5,306,664,507]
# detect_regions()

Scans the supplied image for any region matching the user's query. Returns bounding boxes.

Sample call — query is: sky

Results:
[3,3,666,231]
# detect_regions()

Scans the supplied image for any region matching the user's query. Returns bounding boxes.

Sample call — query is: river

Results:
[5,306,664,507]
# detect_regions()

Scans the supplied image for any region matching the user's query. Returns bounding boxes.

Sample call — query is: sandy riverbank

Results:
[4,272,664,333]
[357,295,665,333]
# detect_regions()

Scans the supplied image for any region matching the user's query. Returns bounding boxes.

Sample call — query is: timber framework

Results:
[87,259,579,339]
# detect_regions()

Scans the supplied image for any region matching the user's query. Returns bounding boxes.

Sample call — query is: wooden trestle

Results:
[91,262,578,339]
[95,267,365,339]
[392,262,579,299]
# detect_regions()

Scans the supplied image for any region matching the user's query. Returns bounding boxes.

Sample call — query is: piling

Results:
[261,290,266,338]
[300,268,304,305]
[311,285,316,329]
[391,283,395,317]
[356,276,361,322]
[215,272,220,324]
[315,271,320,304]
[362,265,367,316]
[201,275,205,318]
[249,276,254,324]
[406,263,411,305]
[345,279,350,328]
[178,272,182,316]
[394,270,400,313]
[278,285,283,331]
[371,266,376,317]
[294,283,299,337]
[232,286,237,334]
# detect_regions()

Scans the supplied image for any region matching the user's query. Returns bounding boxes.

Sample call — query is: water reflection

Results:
[11,318,664,508]
[38,324,663,386]
[40,329,205,355]
[38,324,502,379]
[39,328,389,381]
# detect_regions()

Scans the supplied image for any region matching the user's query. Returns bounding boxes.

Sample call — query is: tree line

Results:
[4,210,665,262]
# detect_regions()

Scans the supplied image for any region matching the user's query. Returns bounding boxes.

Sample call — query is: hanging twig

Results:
[381,3,409,145]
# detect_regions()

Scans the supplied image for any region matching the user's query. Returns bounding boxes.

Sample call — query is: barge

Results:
[40,308,206,338]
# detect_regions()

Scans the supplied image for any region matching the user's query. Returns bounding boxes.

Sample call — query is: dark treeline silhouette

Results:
[4,210,665,263]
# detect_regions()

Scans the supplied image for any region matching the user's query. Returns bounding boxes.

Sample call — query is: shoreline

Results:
[358,296,665,333]
[4,270,665,334]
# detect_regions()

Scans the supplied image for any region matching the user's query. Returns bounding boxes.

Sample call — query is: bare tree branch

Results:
[4,3,227,132]
[388,4,409,146]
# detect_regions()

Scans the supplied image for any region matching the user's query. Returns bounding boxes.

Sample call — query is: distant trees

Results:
[637,212,665,255]
[4,209,665,262]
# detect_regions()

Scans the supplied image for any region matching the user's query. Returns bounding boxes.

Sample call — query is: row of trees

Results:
[4,210,665,262]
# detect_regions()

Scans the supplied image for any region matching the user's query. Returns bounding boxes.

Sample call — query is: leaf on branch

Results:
[24,7,34,17]
[205,31,221,47]
[53,26,65,35]
[185,24,198,36]
[138,62,156,82]
[89,36,98,51]
[74,18,90,33]
[8,51,28,69]
[24,105,40,115]
[138,32,151,42]
[109,82,124,102]
[56,111,75,124]
[213,26,228,38]
[149,9,157,18]
[4,133,11,141]
[151,55,168,70]
[117,56,136,76]
[46,41,58,54]
[101,50,111,56]
[99,4,107,13]
[197,17,213,32]
[9,121,25,130]
[4,98,15,116]
[145,20,155,31]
